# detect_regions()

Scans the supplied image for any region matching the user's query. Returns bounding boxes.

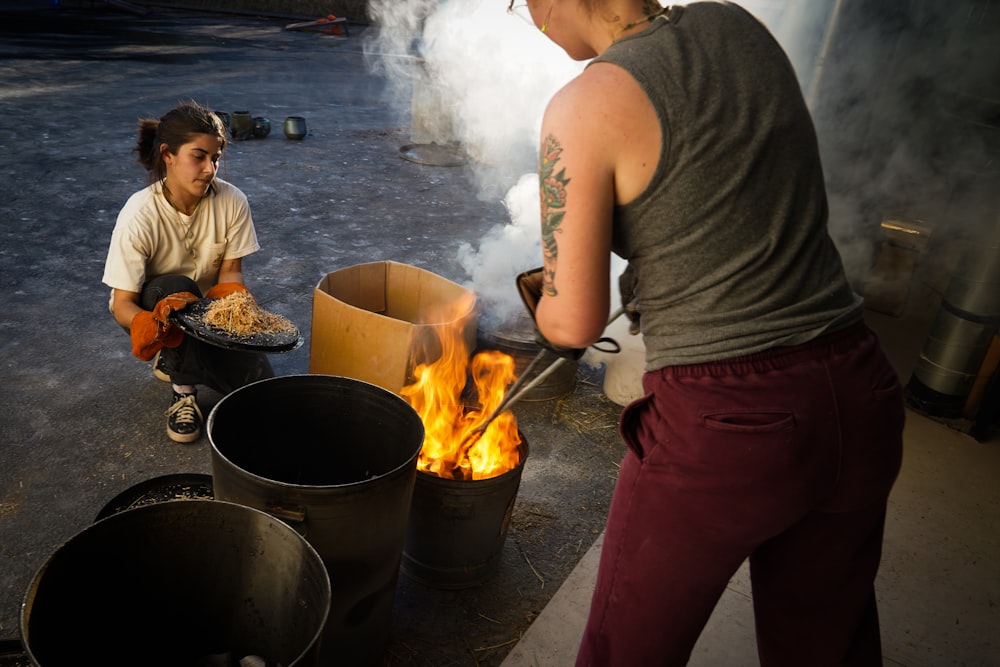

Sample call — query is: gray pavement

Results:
[0,3,623,664]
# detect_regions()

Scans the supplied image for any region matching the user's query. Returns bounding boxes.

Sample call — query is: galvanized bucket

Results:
[402,439,528,589]
[22,500,330,667]
[208,374,424,667]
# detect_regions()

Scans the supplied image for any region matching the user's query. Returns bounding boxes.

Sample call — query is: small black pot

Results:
[252,116,271,138]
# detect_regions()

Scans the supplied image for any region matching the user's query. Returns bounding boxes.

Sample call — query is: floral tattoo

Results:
[540,133,570,296]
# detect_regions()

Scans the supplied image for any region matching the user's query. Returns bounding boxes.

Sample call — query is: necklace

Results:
[162,183,200,216]
[619,5,669,34]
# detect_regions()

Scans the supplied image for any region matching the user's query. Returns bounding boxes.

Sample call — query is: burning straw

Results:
[400,302,523,481]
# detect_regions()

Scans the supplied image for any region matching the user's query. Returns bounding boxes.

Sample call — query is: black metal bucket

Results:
[207,374,425,667]
[478,313,577,401]
[21,500,330,667]
[402,439,528,589]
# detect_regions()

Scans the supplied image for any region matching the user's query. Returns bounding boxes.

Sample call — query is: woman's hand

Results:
[128,292,198,361]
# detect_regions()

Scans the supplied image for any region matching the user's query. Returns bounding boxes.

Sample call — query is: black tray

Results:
[171,298,303,353]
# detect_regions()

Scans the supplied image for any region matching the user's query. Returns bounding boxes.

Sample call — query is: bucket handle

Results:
[265,502,308,536]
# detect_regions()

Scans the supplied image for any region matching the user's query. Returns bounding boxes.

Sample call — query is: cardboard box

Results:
[309,261,478,395]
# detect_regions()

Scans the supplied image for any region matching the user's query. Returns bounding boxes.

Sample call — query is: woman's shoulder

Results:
[210,177,249,202]
[547,61,651,135]
[211,177,241,194]
[118,184,159,220]
[123,183,157,204]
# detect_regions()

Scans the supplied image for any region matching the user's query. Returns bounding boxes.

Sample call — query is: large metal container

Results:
[911,307,997,395]
[908,199,1000,416]
[208,374,424,667]
[478,312,577,401]
[21,500,330,667]
[402,439,528,589]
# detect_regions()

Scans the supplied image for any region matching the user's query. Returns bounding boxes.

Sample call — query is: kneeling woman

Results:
[102,100,273,443]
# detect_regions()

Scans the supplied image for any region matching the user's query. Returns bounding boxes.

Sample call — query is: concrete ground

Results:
[0,2,997,666]
[0,4,620,665]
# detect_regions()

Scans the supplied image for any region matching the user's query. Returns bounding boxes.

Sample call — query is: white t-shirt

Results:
[102,178,261,304]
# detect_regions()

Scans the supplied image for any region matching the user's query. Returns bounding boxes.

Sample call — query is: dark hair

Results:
[134,100,227,184]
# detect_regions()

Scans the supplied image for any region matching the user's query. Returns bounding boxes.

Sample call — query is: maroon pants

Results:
[577,323,904,666]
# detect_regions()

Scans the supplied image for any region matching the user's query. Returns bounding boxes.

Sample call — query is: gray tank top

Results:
[592,2,862,369]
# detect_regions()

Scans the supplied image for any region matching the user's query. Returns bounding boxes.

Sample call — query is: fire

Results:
[401,305,523,481]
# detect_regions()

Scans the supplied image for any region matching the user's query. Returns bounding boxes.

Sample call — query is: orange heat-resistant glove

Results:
[206,282,248,300]
[152,292,199,323]
[129,292,199,361]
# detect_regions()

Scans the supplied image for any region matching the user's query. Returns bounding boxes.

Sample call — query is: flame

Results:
[400,306,523,481]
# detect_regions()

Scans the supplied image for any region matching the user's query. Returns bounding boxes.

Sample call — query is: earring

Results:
[541,0,554,32]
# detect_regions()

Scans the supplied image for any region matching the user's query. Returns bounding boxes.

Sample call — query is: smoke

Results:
[366,0,582,192]
[454,173,539,328]
[367,0,1000,325]
[365,0,583,323]
[732,1,1000,301]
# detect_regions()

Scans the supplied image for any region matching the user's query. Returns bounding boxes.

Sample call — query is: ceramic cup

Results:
[252,116,271,139]
[283,116,307,140]
[230,111,252,140]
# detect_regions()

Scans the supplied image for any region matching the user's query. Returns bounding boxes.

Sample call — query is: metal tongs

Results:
[463,306,626,445]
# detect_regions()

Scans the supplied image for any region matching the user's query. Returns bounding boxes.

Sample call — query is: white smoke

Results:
[365,0,584,322]
[455,173,541,328]
[420,2,581,175]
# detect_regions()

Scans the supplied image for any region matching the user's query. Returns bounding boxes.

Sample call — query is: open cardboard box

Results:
[309,261,478,395]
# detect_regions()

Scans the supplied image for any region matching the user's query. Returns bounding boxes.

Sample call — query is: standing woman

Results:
[513,1,905,665]
[103,100,273,444]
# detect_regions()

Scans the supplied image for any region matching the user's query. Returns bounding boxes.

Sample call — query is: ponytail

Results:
[134,118,160,173]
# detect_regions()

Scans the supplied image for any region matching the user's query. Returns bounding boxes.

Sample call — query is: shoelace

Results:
[166,394,202,425]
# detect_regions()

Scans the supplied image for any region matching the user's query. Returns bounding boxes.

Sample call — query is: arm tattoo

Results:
[539,133,570,297]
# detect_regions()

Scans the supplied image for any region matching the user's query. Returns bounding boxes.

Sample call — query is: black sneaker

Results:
[152,351,170,383]
[166,391,202,443]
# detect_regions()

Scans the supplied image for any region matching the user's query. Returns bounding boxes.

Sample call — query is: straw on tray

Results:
[203,290,296,338]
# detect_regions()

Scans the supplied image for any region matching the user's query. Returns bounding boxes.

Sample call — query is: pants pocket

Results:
[702,410,796,433]
[619,393,654,460]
